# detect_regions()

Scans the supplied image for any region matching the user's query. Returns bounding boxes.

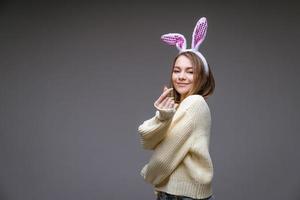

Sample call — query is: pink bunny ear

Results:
[161,33,187,51]
[192,17,208,50]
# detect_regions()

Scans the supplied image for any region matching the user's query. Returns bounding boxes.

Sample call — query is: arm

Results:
[142,108,194,185]
[138,105,176,150]
[141,95,206,185]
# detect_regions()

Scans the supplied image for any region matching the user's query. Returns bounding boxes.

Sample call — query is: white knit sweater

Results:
[138,95,213,199]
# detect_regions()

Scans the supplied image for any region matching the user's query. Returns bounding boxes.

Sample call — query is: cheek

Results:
[172,73,176,82]
[188,74,194,81]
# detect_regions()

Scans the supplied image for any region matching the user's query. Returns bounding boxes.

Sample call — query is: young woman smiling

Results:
[138,17,215,200]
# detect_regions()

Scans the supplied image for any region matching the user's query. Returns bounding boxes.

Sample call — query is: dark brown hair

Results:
[169,51,215,103]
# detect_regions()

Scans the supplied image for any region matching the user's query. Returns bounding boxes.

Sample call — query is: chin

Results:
[177,90,189,96]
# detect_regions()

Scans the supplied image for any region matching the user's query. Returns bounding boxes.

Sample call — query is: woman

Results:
[138,18,215,200]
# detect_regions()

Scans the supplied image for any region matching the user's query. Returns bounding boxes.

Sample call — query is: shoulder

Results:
[184,94,205,102]
[176,95,210,119]
[180,95,207,110]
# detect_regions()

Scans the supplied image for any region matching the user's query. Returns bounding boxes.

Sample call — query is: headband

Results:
[161,17,209,75]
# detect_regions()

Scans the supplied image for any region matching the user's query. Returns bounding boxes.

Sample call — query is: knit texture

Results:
[138,95,213,199]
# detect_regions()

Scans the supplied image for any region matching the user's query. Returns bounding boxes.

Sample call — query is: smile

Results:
[177,83,189,86]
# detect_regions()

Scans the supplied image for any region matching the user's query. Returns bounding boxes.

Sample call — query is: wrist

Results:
[154,103,176,121]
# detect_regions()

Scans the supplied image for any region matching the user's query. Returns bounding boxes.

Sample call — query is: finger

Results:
[163,86,168,92]
[170,100,175,108]
[157,88,173,104]
[164,98,170,108]
[167,97,174,107]
[162,97,169,108]
[166,98,175,109]
[164,87,173,95]
[160,96,169,107]
[166,99,173,108]
[168,99,175,109]
[156,96,168,109]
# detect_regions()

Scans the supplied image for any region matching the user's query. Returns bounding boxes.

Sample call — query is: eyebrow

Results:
[174,66,193,70]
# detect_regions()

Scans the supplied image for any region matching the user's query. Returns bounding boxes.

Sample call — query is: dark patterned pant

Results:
[156,191,213,200]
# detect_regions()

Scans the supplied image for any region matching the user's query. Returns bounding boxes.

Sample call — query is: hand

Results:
[154,86,175,110]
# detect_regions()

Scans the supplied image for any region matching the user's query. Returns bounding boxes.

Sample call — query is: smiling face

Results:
[172,55,194,101]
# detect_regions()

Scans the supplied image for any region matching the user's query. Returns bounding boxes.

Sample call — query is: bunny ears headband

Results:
[161,17,209,75]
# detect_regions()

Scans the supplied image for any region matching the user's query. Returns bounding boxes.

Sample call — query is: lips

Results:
[176,83,189,86]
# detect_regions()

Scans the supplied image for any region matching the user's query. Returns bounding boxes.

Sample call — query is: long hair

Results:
[169,51,215,104]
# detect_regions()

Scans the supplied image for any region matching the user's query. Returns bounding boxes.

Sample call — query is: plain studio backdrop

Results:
[0,1,299,200]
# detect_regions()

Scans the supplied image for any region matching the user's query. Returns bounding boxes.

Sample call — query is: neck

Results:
[180,94,187,102]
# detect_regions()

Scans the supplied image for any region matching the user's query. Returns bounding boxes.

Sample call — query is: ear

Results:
[191,17,208,50]
[161,33,186,51]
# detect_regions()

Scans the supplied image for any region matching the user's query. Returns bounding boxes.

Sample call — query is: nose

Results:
[178,72,186,80]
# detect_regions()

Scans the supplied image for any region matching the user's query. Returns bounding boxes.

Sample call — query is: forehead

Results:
[174,55,193,69]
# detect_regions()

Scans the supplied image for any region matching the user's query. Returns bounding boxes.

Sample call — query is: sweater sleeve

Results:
[141,107,195,185]
[138,104,176,150]
[141,95,206,186]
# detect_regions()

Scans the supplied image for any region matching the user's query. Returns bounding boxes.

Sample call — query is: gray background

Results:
[1,1,299,200]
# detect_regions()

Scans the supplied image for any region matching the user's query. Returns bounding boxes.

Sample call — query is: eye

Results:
[188,71,194,74]
[173,70,180,73]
